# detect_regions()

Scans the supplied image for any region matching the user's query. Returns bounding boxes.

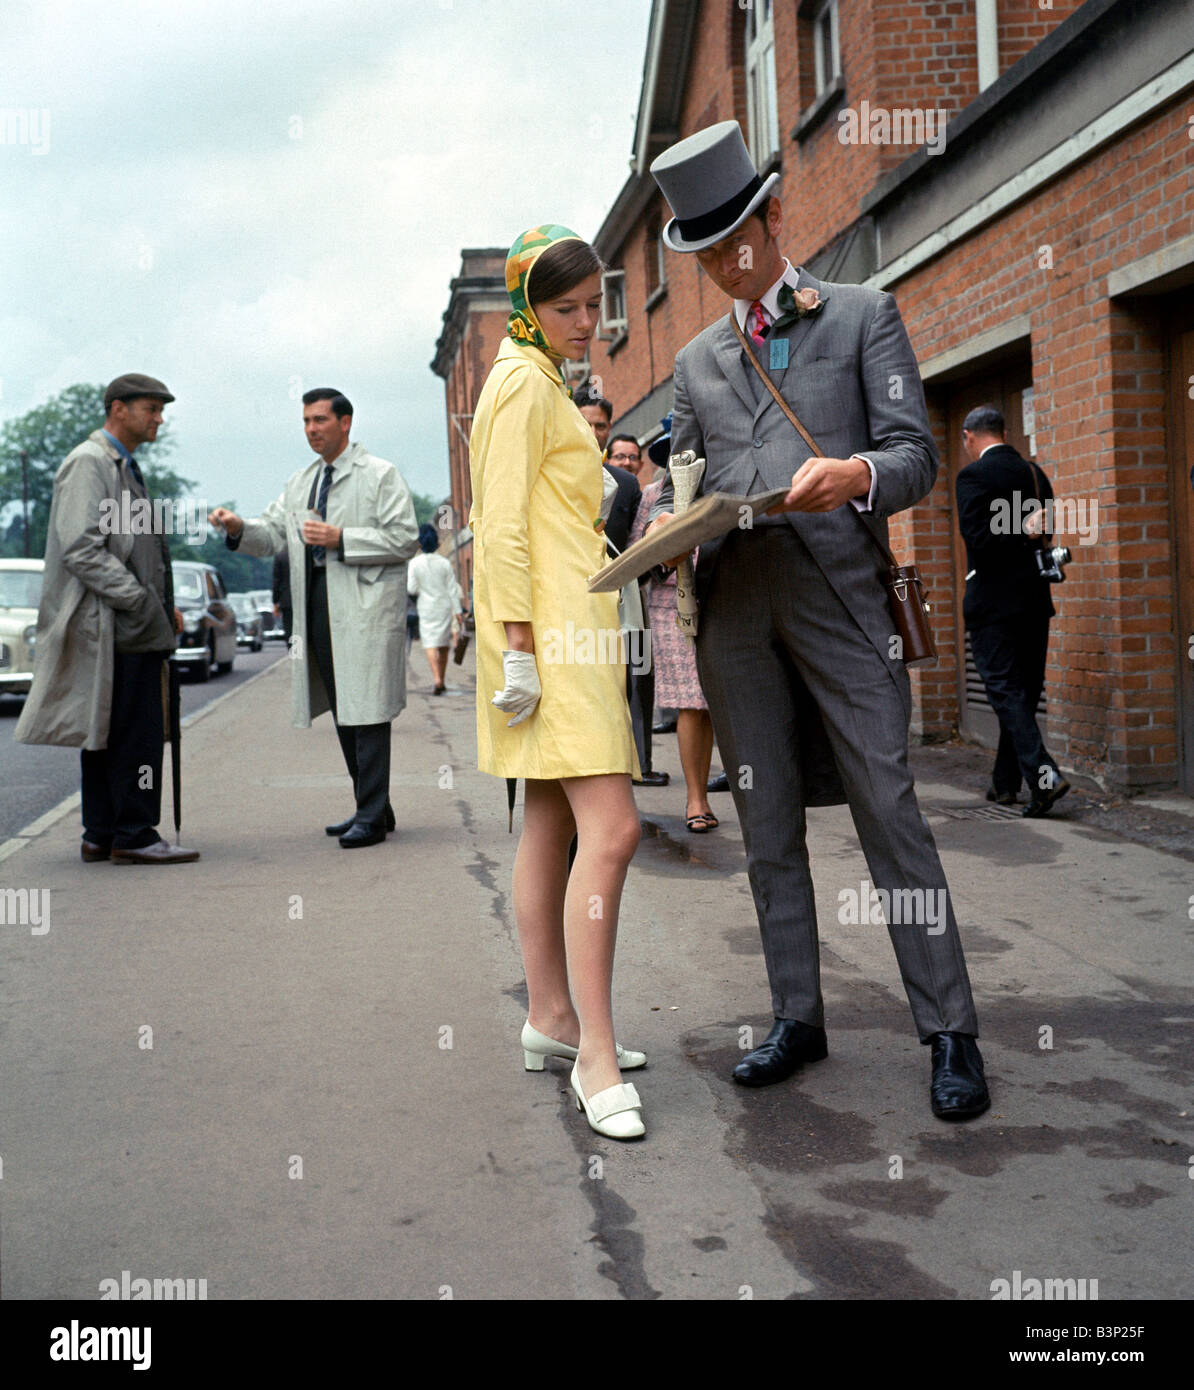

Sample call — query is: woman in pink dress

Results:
[630,470,718,832]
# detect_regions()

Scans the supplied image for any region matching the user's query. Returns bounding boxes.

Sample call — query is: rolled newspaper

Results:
[669,449,706,640]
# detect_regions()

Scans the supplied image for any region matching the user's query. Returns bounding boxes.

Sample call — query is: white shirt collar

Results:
[316,440,357,476]
[978,441,1004,458]
[733,258,799,328]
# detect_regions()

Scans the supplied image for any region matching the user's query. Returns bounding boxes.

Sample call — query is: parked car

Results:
[248,588,283,639]
[228,593,265,651]
[172,561,237,681]
[0,558,44,698]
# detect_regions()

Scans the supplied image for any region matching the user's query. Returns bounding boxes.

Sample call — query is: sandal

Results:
[686,812,718,833]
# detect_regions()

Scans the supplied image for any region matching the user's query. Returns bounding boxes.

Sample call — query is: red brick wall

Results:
[998,0,1084,74]
[869,1,978,177]
[443,304,508,597]
[894,97,1192,785]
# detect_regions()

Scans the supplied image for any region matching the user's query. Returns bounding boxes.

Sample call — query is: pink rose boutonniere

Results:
[772,283,824,332]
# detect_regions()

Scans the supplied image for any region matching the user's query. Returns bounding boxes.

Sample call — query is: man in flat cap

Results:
[646,121,988,1120]
[17,374,199,863]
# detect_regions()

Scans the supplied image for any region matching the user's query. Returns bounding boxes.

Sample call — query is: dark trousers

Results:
[696,527,978,1039]
[627,663,654,774]
[968,615,1057,796]
[80,650,166,849]
[307,567,391,826]
[281,606,293,645]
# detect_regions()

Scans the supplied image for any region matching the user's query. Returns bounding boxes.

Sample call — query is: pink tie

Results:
[747,299,769,348]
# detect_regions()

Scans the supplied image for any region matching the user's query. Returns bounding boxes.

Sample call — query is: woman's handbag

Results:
[731,315,937,666]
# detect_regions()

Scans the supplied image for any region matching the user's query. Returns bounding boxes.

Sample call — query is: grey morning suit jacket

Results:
[654,266,939,806]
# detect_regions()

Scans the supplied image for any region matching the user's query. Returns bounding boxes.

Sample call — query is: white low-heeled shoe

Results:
[521,1020,646,1071]
[570,1063,645,1140]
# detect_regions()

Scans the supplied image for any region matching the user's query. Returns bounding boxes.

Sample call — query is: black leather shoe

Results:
[1022,776,1070,818]
[652,719,677,734]
[81,840,111,863]
[929,1031,990,1119]
[339,821,386,848]
[707,772,730,793]
[327,804,395,836]
[632,770,670,787]
[732,1018,828,1086]
[986,785,1017,805]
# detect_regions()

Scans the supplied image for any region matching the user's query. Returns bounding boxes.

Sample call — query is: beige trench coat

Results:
[16,429,175,749]
[235,442,419,727]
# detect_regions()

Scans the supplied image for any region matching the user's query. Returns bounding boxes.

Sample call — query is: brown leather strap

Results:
[730,312,900,571]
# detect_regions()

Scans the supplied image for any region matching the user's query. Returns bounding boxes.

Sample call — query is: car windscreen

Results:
[0,570,43,608]
[172,569,206,600]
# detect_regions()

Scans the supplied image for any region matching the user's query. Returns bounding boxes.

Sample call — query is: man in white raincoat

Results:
[210,388,418,847]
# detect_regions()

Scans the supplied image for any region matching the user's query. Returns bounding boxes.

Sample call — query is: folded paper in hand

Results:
[587,488,790,593]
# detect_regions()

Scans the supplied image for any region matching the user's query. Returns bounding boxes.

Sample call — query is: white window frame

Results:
[601,268,627,337]
[647,223,668,298]
[745,0,780,167]
[813,0,841,97]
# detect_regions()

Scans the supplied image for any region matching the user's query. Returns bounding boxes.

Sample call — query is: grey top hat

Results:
[650,121,779,253]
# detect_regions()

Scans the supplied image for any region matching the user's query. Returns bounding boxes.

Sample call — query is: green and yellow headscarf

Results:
[505,224,583,381]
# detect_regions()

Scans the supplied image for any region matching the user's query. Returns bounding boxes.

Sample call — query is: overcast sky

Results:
[1,0,651,514]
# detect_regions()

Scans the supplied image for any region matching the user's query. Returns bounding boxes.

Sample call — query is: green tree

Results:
[0,382,187,558]
[411,490,440,529]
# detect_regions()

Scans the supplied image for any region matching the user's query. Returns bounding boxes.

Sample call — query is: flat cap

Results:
[104,373,175,409]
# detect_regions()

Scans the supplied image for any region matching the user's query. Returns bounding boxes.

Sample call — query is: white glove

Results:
[491,649,541,727]
[599,465,619,523]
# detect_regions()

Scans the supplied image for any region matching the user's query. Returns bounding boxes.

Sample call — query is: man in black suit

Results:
[956,404,1069,816]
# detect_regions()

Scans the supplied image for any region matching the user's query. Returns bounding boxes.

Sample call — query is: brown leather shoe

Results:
[111,839,200,865]
[81,841,111,863]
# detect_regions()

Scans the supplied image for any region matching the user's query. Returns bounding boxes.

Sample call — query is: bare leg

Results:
[558,773,641,1097]
[677,708,714,819]
[515,778,579,1043]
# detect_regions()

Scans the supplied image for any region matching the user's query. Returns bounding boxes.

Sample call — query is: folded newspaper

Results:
[587,487,790,593]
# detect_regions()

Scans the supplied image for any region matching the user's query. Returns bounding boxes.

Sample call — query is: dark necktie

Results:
[312,464,333,565]
[125,455,147,492]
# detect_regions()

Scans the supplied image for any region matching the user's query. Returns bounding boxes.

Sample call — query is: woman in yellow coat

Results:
[470,225,646,1140]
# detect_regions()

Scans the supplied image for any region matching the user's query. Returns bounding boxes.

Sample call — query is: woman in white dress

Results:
[407,523,464,694]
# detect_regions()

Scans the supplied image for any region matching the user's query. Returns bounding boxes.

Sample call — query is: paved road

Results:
[1,653,1191,1300]
[0,644,287,840]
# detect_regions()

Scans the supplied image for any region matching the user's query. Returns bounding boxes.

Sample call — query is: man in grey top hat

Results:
[16,374,199,864]
[646,121,988,1120]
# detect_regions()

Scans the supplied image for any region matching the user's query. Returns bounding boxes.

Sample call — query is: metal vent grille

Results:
[930,802,1023,821]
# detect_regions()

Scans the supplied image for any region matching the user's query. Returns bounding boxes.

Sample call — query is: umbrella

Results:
[506,777,516,834]
[168,656,182,844]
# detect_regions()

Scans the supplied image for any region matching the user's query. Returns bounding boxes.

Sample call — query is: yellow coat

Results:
[469,338,640,780]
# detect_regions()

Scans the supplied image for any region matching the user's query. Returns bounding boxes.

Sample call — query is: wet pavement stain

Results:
[692,1235,728,1252]
[988,1001,1188,1082]
[1103,1181,1170,1208]
[722,924,764,957]
[556,1088,661,1301]
[1035,1075,1190,1126]
[764,1206,957,1299]
[913,1121,1178,1176]
[819,1175,949,1218]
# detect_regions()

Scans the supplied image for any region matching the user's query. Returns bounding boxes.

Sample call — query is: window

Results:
[645,216,667,301]
[745,0,779,167]
[601,268,627,338]
[812,0,841,97]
